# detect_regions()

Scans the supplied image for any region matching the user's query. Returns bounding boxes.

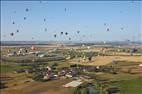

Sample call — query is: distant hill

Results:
[1,41,142,46]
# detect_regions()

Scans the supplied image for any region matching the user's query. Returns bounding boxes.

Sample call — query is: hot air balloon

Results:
[64,8,67,12]
[10,32,14,36]
[104,23,106,26]
[25,8,29,12]
[16,29,19,33]
[61,32,63,35]
[54,34,57,38]
[65,32,68,35]
[69,37,71,40]
[40,0,42,3]
[44,18,46,22]
[107,28,110,31]
[24,17,27,20]
[31,45,35,50]
[77,30,80,34]
[12,21,15,24]
[14,11,16,14]
[44,28,47,32]
[121,27,124,30]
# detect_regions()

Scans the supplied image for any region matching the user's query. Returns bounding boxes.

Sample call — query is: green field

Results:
[111,77,142,94]
[0,64,32,73]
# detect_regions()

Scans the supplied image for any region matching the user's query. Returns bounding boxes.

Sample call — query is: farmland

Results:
[0,43,142,94]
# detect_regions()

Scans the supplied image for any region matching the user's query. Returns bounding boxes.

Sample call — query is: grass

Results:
[110,77,142,94]
[0,64,32,73]
[0,65,15,73]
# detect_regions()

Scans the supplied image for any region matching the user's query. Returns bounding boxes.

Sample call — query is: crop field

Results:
[0,44,142,94]
[69,56,142,66]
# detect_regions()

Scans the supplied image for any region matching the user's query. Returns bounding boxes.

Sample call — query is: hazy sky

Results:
[1,1,142,42]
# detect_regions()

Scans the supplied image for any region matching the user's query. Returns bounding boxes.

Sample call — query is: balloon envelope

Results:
[107,28,110,31]
[61,32,63,35]
[65,32,68,35]
[25,8,29,12]
[10,33,14,36]
[24,17,26,20]
[12,21,15,24]
[54,34,57,38]
[16,29,19,32]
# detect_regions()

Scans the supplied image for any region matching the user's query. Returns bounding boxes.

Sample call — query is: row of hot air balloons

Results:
[9,6,72,40]
[103,23,124,32]
[7,1,134,42]
[53,31,81,41]
[9,8,30,37]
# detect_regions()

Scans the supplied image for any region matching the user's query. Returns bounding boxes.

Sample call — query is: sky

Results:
[1,1,142,42]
